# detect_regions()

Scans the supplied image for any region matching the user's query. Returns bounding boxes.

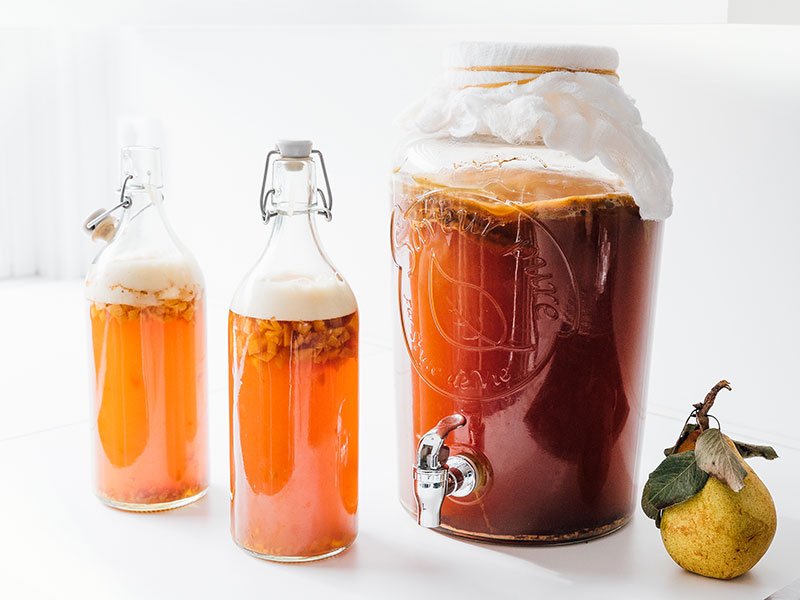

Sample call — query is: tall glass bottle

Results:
[84,146,208,511]
[229,140,358,561]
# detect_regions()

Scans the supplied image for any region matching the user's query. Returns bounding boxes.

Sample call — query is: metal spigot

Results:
[413,414,477,528]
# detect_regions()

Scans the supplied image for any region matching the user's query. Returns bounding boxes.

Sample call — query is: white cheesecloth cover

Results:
[407,42,673,221]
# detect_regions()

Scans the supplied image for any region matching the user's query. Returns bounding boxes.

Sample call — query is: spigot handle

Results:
[416,413,466,471]
[414,413,476,528]
[432,413,467,438]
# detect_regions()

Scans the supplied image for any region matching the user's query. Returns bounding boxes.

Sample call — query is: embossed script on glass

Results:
[393,163,662,542]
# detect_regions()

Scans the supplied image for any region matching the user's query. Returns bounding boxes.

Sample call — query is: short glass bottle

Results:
[229,140,358,561]
[84,146,208,511]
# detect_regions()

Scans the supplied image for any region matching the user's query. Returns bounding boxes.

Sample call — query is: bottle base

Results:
[98,487,208,513]
[401,500,630,545]
[236,541,352,563]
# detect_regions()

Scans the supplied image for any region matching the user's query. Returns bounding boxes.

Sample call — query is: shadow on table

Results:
[452,514,798,592]
[306,531,450,575]
[450,518,640,580]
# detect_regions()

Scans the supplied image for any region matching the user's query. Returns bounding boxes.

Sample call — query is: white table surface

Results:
[1,279,797,599]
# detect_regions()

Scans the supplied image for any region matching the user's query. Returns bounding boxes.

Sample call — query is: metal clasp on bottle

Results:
[259,148,334,224]
[83,174,134,235]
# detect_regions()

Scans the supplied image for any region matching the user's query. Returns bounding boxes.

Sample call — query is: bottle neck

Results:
[129,186,159,208]
[270,157,319,216]
[259,158,333,273]
[119,186,162,226]
[267,212,324,256]
[118,145,166,226]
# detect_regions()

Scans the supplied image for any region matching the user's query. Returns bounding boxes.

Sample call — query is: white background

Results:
[2,2,800,598]
[8,19,798,439]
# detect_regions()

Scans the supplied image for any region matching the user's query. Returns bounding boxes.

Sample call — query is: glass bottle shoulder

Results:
[230,217,356,323]
[85,195,203,306]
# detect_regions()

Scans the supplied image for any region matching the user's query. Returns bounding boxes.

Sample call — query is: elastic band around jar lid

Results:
[457,64,619,89]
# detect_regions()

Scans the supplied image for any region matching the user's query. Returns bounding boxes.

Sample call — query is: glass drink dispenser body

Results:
[392,43,671,543]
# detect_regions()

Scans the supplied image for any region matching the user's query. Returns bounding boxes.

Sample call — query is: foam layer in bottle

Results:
[231,272,357,322]
[85,255,202,305]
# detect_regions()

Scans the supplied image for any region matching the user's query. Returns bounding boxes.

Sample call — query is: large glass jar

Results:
[392,43,671,543]
[85,146,208,511]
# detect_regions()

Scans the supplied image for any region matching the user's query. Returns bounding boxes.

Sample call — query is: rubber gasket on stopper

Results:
[276,140,313,158]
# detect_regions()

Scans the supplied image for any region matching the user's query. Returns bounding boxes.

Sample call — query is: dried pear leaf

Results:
[664,423,699,456]
[641,451,709,526]
[695,428,748,492]
[733,440,779,460]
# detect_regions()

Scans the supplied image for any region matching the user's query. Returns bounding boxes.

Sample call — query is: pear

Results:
[659,437,777,580]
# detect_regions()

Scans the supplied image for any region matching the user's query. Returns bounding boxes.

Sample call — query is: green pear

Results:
[659,438,777,580]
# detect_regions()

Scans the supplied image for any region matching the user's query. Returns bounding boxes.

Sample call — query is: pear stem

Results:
[693,380,731,431]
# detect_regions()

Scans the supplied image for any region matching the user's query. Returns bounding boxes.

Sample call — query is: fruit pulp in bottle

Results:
[229,310,358,559]
[90,296,208,509]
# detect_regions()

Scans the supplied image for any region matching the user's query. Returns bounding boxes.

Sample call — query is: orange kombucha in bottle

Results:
[84,146,208,511]
[229,140,358,561]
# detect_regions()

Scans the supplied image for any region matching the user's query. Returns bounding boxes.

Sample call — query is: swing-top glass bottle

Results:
[229,140,359,561]
[84,146,208,511]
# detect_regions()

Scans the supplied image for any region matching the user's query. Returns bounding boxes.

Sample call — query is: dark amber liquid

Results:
[393,168,662,541]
